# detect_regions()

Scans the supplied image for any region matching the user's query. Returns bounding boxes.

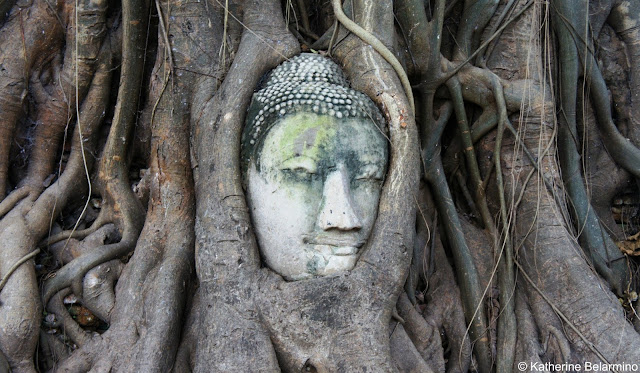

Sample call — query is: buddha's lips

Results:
[302,235,365,249]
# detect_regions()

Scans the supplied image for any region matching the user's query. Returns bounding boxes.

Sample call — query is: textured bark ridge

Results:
[0,0,640,372]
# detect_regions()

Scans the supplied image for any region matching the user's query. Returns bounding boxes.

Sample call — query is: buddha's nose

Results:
[317,165,362,231]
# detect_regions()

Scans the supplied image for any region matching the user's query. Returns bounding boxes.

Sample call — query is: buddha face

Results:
[246,112,388,280]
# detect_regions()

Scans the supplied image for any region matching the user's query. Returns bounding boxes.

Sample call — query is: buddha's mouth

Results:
[325,245,358,256]
[302,235,365,250]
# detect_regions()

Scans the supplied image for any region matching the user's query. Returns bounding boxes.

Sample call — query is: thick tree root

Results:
[0,7,113,368]
[0,187,29,218]
[1,0,639,371]
[0,1,64,202]
[553,0,629,294]
[43,0,147,309]
[331,0,414,113]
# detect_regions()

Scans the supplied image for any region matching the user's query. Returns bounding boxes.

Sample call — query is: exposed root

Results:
[46,223,120,321]
[0,186,29,219]
[0,248,39,295]
[0,22,113,369]
[553,0,629,294]
[0,0,639,371]
[47,289,91,348]
[515,259,611,364]
[331,0,414,113]
[0,0,64,201]
[42,0,147,307]
[20,0,107,192]
[44,239,135,304]
[390,323,437,372]
[41,211,109,248]
[424,155,492,372]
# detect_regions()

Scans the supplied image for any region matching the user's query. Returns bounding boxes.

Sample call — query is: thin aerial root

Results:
[418,74,490,371]
[479,0,518,65]
[470,110,498,143]
[446,76,495,231]
[452,0,499,60]
[553,0,628,294]
[331,0,415,114]
[155,0,174,73]
[439,0,535,83]
[489,74,517,373]
[294,0,318,40]
[0,249,39,294]
[420,99,452,165]
[405,194,433,304]
[425,157,492,373]
[455,170,479,216]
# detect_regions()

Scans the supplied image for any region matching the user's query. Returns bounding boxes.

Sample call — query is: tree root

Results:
[331,0,414,113]
[0,15,113,369]
[515,259,612,364]
[390,323,437,372]
[47,289,91,348]
[0,0,64,201]
[0,186,29,219]
[41,210,109,248]
[189,0,297,369]
[513,290,546,367]
[406,184,475,372]
[0,249,38,295]
[20,0,107,192]
[80,258,122,323]
[501,97,640,364]
[553,0,629,294]
[586,55,640,178]
[44,238,135,301]
[608,1,640,160]
[451,0,499,61]
[43,0,147,308]
[424,156,492,372]
[1,1,638,371]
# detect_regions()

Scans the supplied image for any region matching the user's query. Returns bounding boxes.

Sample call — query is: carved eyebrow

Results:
[279,155,318,173]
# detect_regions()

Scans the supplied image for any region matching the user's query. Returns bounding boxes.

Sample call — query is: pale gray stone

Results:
[242,54,388,280]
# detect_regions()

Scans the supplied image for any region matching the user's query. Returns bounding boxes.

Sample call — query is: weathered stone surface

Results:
[242,54,388,280]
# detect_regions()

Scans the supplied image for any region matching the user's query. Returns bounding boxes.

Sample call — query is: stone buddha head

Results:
[242,54,388,281]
